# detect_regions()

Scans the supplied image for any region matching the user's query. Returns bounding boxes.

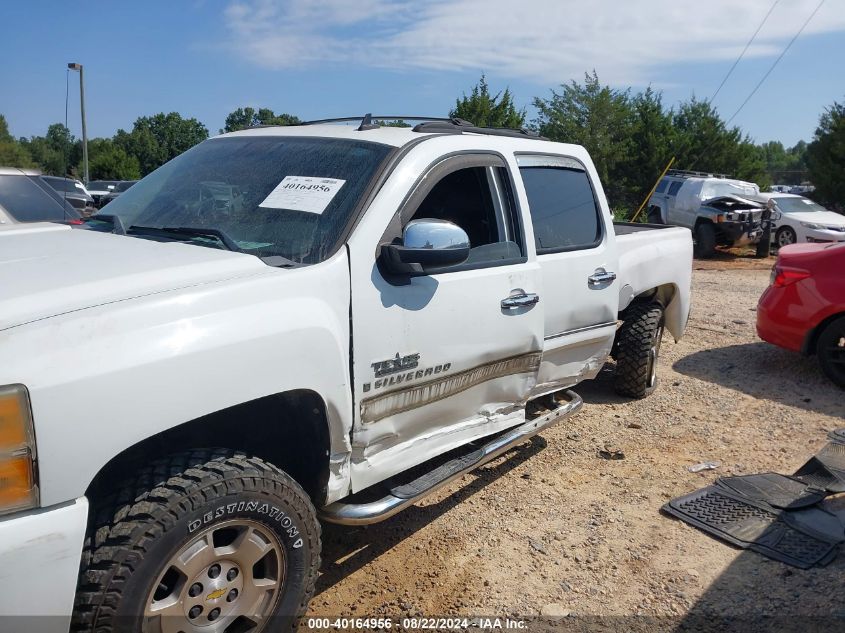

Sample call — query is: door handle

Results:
[588,270,617,287]
[501,293,539,309]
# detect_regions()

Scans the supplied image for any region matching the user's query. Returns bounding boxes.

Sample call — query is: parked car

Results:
[86,180,119,207]
[0,119,692,630]
[647,170,769,258]
[0,167,84,226]
[41,175,95,215]
[755,193,845,248]
[757,242,845,387]
[98,179,137,206]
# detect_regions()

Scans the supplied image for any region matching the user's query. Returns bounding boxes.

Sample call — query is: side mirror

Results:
[381,219,470,276]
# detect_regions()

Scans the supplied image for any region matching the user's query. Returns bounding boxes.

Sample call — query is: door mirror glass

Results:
[381,219,470,275]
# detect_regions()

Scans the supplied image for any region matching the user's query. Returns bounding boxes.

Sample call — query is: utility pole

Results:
[67,63,89,185]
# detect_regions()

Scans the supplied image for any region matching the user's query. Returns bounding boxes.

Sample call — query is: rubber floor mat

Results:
[794,442,845,494]
[716,473,827,509]
[783,505,845,544]
[828,428,845,445]
[663,486,839,569]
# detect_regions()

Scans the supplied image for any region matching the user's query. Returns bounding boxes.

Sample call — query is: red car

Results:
[757,242,845,388]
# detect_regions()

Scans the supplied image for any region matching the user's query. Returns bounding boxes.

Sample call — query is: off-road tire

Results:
[817,316,845,389]
[614,302,665,399]
[71,450,321,633]
[694,223,717,259]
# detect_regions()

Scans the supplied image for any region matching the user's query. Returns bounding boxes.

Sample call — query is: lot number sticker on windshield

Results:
[259,176,346,214]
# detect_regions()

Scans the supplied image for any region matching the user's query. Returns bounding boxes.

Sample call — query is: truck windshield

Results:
[95,136,392,264]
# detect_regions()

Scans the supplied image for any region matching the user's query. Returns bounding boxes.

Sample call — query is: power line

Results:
[724,0,825,126]
[688,0,825,170]
[708,0,780,106]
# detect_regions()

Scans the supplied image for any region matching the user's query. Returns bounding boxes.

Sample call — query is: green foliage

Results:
[374,119,412,127]
[670,98,767,187]
[0,115,34,168]
[451,75,526,128]
[806,99,845,207]
[86,138,141,180]
[534,71,635,206]
[115,112,209,175]
[222,107,300,133]
[533,73,771,209]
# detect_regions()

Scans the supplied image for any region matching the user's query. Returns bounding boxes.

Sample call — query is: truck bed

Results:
[613,222,693,341]
[613,221,678,235]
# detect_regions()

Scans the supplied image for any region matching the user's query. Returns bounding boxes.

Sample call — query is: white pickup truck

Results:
[0,118,691,632]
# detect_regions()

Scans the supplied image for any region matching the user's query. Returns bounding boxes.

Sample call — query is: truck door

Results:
[347,152,543,492]
[514,153,619,391]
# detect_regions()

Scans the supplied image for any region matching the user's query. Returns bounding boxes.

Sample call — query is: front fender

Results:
[0,254,352,507]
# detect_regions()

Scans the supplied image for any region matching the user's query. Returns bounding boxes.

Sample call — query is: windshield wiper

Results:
[128,225,243,252]
[87,214,127,235]
[127,225,298,267]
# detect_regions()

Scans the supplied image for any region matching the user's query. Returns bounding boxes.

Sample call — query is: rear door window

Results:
[655,180,668,193]
[517,155,602,253]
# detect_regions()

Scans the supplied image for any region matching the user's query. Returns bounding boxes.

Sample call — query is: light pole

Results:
[67,63,88,185]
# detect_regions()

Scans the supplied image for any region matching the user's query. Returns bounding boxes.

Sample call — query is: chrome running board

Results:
[319,389,583,526]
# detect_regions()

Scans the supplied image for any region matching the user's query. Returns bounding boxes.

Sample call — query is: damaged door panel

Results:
[348,152,543,492]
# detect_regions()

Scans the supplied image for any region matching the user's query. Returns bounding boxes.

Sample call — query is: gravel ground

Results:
[307,254,844,631]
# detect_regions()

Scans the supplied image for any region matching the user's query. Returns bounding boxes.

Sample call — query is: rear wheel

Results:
[694,223,717,258]
[776,226,797,248]
[817,316,845,388]
[72,451,321,633]
[614,302,665,399]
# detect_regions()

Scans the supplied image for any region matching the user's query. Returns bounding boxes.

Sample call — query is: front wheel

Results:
[72,451,321,633]
[818,316,845,388]
[614,302,665,399]
[694,223,717,259]
[776,226,797,248]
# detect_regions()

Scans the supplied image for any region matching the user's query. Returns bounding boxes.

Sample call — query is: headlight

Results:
[0,385,38,515]
[800,222,823,230]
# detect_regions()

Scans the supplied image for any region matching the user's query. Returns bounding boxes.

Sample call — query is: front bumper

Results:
[0,497,87,625]
[804,228,845,243]
[720,221,763,246]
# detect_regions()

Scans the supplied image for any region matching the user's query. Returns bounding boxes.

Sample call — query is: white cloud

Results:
[223,0,845,85]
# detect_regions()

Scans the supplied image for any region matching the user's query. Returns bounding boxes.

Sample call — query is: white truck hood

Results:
[0,224,270,331]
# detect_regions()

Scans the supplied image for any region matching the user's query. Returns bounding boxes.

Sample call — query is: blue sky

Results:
[1,0,843,148]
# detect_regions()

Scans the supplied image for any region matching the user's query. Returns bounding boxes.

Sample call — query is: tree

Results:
[222,107,300,133]
[533,71,635,207]
[806,99,845,207]
[451,75,526,128]
[626,87,674,207]
[115,112,209,175]
[0,115,33,168]
[374,119,411,127]
[86,138,141,180]
[670,97,767,187]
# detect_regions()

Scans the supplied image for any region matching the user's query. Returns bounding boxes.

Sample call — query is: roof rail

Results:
[298,115,456,126]
[294,114,548,140]
[667,169,733,179]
